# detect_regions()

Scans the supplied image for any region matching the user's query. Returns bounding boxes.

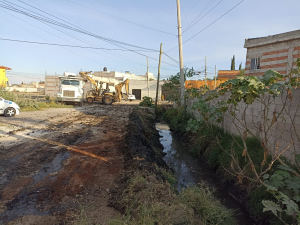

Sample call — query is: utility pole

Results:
[176,0,185,107]
[147,57,150,97]
[205,56,207,86]
[214,65,217,89]
[155,43,163,118]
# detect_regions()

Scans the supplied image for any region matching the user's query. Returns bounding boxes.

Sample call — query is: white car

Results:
[128,94,136,101]
[0,97,20,117]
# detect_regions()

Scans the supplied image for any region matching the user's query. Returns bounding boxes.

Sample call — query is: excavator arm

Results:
[79,71,99,94]
[115,79,129,102]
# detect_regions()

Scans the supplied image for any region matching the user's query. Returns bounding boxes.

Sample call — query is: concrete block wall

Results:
[45,76,60,97]
[187,89,300,162]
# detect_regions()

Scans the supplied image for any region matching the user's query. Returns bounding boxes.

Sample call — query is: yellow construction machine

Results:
[79,71,129,105]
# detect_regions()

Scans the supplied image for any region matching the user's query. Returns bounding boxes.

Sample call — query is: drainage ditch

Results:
[156,123,255,225]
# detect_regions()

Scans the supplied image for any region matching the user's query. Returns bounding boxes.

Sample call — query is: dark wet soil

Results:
[109,109,172,213]
[156,123,256,225]
[0,105,134,225]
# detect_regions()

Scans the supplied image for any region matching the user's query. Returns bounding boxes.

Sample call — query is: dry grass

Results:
[109,170,235,225]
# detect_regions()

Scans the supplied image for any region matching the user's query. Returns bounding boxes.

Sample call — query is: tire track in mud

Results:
[0,105,133,225]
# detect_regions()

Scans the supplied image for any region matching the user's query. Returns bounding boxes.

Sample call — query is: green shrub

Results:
[163,107,191,132]
[139,96,154,107]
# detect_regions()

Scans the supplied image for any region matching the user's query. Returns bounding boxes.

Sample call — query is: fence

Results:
[187,89,300,161]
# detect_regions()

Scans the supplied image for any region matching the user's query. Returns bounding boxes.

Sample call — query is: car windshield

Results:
[62,80,80,86]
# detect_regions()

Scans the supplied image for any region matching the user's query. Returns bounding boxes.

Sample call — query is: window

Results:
[251,58,260,70]
[62,80,80,86]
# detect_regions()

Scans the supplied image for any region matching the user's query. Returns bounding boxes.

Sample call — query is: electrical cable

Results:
[182,0,201,22]
[0,0,158,51]
[0,0,180,69]
[165,0,245,53]
[74,0,176,27]
[59,0,177,36]
[182,0,224,34]
[1,4,164,70]
[0,38,157,52]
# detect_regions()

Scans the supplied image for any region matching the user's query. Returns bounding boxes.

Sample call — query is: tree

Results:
[162,68,195,102]
[231,55,236,70]
[239,63,242,70]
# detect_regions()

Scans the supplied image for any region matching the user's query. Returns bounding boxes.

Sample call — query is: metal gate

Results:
[132,89,141,100]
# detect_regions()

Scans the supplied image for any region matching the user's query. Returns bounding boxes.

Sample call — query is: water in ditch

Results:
[156,123,255,225]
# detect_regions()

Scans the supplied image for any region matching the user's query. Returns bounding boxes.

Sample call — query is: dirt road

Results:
[0,105,134,224]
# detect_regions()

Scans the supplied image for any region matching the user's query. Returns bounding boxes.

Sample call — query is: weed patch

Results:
[0,90,72,111]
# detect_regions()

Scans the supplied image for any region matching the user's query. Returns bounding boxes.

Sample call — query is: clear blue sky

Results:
[0,0,299,84]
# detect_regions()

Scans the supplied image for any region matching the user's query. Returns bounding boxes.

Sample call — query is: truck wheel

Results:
[87,97,93,104]
[4,107,16,117]
[103,96,113,105]
[79,100,83,107]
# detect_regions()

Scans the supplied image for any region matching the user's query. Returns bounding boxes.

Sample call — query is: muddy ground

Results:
[0,104,135,225]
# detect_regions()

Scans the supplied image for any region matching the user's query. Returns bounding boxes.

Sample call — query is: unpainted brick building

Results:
[244,29,300,76]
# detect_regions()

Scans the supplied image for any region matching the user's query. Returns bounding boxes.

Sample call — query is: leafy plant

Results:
[162,68,196,103]
[177,59,300,224]
[139,96,154,107]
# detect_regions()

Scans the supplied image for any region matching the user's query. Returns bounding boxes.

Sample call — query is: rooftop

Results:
[0,66,12,70]
[244,29,300,48]
[218,70,241,77]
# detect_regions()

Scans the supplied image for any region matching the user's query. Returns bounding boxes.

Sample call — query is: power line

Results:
[165,0,245,53]
[0,0,179,69]
[59,0,177,36]
[182,0,224,34]
[183,0,216,30]
[24,0,183,71]
[76,0,176,27]
[182,0,201,22]
[2,3,161,70]
[0,38,157,52]
[0,0,157,51]
[0,11,106,65]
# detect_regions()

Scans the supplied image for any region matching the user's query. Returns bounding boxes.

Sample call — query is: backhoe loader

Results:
[79,71,129,105]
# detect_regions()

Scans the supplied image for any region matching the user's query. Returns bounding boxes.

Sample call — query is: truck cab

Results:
[57,75,84,105]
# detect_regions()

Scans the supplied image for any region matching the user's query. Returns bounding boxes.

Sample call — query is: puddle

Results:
[33,152,70,184]
[156,123,255,225]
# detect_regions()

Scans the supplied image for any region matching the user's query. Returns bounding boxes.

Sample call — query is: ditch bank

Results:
[163,108,287,225]
[109,109,236,225]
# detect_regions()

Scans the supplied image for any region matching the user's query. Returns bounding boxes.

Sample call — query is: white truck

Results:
[56,74,84,106]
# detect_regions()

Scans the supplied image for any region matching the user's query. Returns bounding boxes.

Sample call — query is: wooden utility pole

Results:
[176,0,185,107]
[205,56,207,86]
[214,65,217,89]
[147,57,150,97]
[155,43,163,117]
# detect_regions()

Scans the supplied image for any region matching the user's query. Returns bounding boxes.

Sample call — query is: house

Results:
[218,70,241,82]
[185,80,222,90]
[0,66,11,88]
[185,70,241,90]
[244,29,300,76]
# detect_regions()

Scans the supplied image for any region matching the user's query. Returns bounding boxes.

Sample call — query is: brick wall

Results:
[245,38,300,76]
